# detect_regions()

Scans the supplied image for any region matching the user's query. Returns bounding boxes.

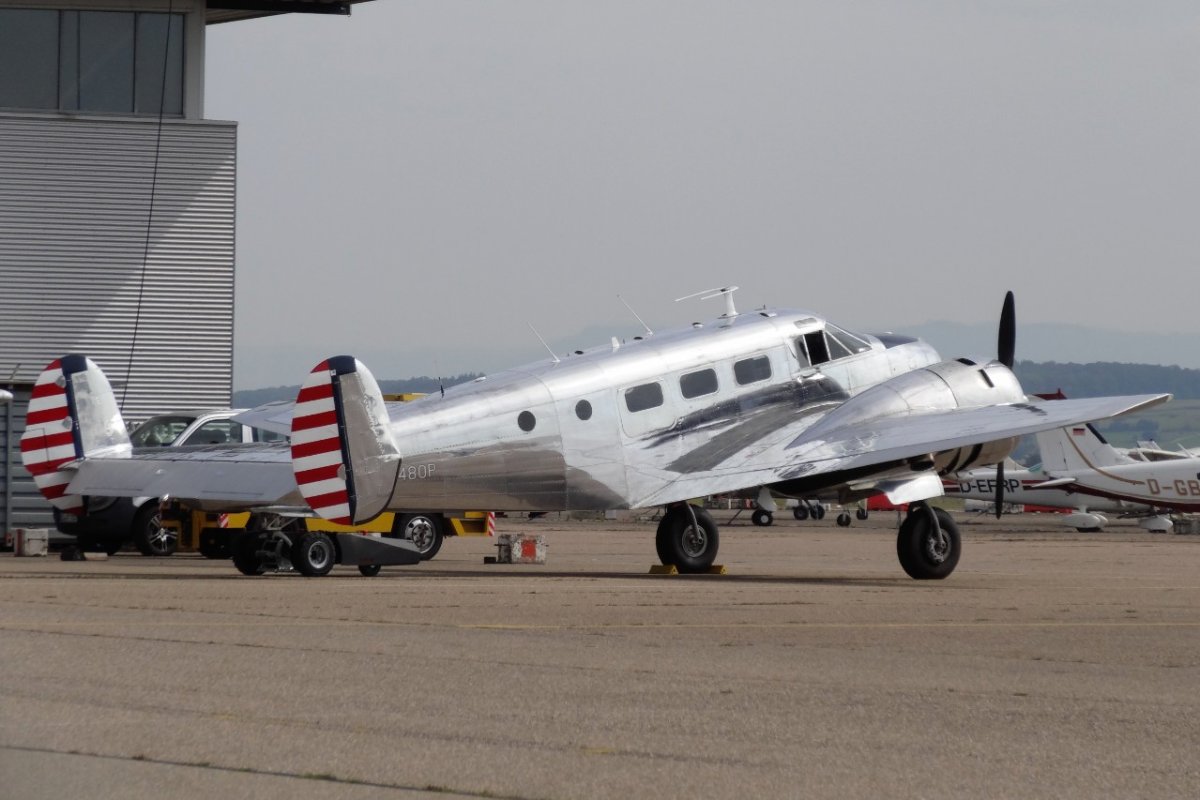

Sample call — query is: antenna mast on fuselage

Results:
[675,285,740,319]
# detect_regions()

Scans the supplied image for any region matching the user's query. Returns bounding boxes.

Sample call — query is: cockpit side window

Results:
[793,337,811,367]
[825,332,854,360]
[826,324,871,356]
[803,331,830,365]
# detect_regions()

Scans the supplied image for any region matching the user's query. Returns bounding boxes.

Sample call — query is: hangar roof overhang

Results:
[206,0,374,25]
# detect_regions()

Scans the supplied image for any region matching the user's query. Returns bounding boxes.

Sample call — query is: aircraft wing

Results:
[64,442,301,506]
[637,393,1170,506]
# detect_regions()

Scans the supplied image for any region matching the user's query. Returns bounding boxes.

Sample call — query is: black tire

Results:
[198,530,230,560]
[813,504,826,520]
[751,509,773,527]
[896,506,961,580]
[655,505,719,573]
[232,532,267,576]
[792,505,809,521]
[292,532,336,577]
[132,504,177,557]
[395,513,443,561]
[358,564,382,577]
[836,512,852,527]
[856,508,869,521]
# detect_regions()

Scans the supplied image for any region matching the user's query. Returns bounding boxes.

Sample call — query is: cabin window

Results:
[517,411,536,432]
[625,382,664,413]
[575,400,592,420]
[679,368,718,399]
[734,355,771,385]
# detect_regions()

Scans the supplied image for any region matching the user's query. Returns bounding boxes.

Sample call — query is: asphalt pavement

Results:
[1,510,1198,799]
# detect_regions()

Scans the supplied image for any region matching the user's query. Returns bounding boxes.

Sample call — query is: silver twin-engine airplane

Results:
[21,290,1169,579]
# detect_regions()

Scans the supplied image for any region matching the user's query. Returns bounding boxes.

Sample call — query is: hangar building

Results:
[1,0,371,534]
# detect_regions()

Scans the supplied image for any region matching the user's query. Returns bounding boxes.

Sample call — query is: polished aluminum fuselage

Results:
[383,310,941,512]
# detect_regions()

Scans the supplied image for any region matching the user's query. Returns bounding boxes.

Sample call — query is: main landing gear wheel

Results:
[132,505,177,556]
[856,508,869,521]
[358,564,382,577]
[812,504,826,520]
[292,532,336,577]
[232,532,268,576]
[655,504,719,574]
[896,504,961,580]
[792,505,809,521]
[395,513,443,561]
[836,512,852,527]
[751,509,773,527]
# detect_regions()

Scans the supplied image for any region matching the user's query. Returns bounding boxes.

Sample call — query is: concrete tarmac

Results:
[1,511,1198,799]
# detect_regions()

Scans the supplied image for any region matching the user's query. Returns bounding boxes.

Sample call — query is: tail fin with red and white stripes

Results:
[20,356,131,514]
[291,356,400,526]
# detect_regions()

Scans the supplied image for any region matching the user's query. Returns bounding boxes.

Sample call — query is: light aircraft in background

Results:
[943,459,1159,532]
[0,389,11,403]
[1027,410,1200,532]
[21,290,1169,579]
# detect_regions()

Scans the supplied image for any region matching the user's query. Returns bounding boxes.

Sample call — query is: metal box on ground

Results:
[495,533,547,564]
[13,528,49,557]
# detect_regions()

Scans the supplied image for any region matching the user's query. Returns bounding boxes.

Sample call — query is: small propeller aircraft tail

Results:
[291,356,400,525]
[20,356,131,514]
[1035,423,1128,473]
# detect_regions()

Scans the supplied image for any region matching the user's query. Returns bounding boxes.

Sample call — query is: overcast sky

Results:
[205,2,1200,389]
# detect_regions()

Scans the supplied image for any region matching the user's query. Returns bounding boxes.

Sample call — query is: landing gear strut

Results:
[896,502,960,580]
[656,503,720,573]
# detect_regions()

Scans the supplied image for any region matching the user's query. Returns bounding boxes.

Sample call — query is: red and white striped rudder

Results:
[20,356,130,515]
[291,356,401,526]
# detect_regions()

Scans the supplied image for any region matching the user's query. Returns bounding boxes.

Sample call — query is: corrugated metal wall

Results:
[0,112,236,422]
[1,386,54,537]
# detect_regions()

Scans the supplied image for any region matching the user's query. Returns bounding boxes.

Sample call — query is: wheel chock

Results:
[648,564,728,575]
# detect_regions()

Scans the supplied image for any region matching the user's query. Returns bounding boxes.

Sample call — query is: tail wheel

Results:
[655,505,719,573]
[132,504,177,557]
[750,509,773,527]
[896,505,961,580]
[232,532,268,576]
[292,532,336,577]
[395,513,444,560]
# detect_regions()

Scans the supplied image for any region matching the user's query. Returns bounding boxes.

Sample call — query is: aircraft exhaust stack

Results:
[20,356,131,514]
[291,356,400,526]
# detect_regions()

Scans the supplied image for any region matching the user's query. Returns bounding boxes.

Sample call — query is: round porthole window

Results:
[518,411,536,432]
[575,400,592,421]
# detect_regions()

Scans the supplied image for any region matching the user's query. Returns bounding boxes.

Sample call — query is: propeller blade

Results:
[997,291,1016,368]
[994,461,1005,519]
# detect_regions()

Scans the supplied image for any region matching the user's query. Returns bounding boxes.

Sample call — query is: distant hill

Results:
[1013,361,1200,400]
